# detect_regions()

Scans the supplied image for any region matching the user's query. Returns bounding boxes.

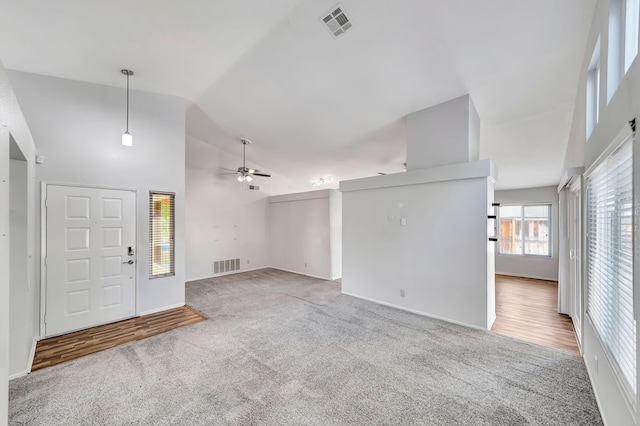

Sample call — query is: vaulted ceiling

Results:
[0,0,596,190]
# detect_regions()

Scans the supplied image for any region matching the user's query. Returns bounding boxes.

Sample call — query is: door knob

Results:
[122,260,134,264]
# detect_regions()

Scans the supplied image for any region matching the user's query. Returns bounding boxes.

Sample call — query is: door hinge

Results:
[44,257,47,266]
[43,315,47,324]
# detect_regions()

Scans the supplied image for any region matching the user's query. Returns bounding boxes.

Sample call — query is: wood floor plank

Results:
[32,306,206,371]
[491,275,579,354]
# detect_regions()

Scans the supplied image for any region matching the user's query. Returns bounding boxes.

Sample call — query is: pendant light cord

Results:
[126,72,130,132]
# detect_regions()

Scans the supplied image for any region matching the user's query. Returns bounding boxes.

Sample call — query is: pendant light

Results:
[121,69,134,146]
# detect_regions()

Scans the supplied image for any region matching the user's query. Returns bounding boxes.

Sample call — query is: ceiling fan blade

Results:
[252,173,271,177]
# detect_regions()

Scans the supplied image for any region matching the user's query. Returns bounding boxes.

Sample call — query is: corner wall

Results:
[0,60,38,426]
[341,164,496,329]
[494,186,560,281]
[7,70,186,317]
[185,137,272,281]
[9,159,30,378]
[269,189,342,280]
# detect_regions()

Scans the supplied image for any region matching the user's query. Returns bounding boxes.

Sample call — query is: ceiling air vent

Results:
[322,5,352,37]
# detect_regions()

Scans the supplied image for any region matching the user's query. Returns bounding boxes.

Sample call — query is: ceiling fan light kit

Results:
[234,138,271,183]
[311,177,333,187]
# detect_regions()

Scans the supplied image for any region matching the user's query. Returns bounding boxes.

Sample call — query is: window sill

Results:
[497,253,552,259]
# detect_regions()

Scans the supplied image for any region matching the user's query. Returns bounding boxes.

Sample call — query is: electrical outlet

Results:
[400,289,405,297]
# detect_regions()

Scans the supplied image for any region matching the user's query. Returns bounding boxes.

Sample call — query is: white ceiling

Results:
[0,0,596,191]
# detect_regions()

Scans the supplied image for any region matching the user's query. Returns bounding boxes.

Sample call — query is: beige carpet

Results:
[9,268,602,425]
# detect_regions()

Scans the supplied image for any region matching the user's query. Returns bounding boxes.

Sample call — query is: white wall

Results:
[0,111,8,426]
[7,70,186,317]
[9,158,32,378]
[486,179,496,328]
[406,95,480,170]
[342,170,495,329]
[0,60,38,426]
[185,137,274,281]
[561,0,640,423]
[494,186,560,281]
[329,194,342,280]
[269,189,341,280]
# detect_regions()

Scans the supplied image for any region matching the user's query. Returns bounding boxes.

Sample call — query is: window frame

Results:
[497,203,553,258]
[149,191,175,279]
[587,37,602,140]
[608,0,639,102]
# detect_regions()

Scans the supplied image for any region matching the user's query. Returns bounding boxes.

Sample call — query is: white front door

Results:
[45,185,136,337]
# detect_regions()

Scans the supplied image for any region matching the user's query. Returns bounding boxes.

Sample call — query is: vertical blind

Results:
[149,192,175,279]
[586,134,636,398]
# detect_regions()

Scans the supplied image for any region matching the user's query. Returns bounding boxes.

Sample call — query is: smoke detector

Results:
[321,5,353,37]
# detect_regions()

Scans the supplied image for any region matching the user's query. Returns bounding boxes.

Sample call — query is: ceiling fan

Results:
[227,138,271,182]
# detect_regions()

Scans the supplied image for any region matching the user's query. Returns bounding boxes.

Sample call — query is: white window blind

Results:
[586,133,636,398]
[149,192,175,279]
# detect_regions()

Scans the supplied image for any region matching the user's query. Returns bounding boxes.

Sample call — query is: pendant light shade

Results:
[121,69,134,146]
[122,131,133,147]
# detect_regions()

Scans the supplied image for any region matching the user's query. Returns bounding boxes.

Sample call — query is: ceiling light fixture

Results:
[121,69,134,146]
[312,177,333,187]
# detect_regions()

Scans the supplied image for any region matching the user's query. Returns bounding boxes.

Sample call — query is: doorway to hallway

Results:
[491,275,579,354]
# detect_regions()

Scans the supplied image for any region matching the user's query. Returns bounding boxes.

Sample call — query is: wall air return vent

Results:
[321,5,353,37]
[214,258,241,274]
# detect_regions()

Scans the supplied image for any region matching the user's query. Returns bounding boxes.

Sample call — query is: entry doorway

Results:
[42,184,137,337]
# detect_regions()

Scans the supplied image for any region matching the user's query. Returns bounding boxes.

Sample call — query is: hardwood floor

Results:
[491,275,579,354]
[32,306,206,371]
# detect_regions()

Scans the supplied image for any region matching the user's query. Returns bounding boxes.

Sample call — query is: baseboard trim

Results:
[584,355,608,426]
[185,267,271,283]
[341,291,490,331]
[8,371,28,380]
[496,272,558,282]
[487,313,497,330]
[27,336,39,373]
[9,336,40,380]
[269,267,332,281]
[139,302,185,317]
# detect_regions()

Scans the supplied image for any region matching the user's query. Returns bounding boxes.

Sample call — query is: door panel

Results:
[45,185,136,337]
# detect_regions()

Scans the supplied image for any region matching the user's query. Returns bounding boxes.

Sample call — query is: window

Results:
[586,131,636,400]
[587,38,601,139]
[149,191,175,278]
[625,0,639,72]
[499,204,551,256]
[608,0,639,102]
